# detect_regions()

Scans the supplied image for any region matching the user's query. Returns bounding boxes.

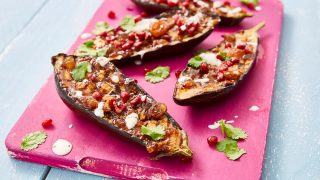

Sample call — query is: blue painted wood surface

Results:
[0,0,319,179]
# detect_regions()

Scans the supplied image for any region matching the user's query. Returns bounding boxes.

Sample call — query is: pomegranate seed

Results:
[156,0,166,3]
[226,61,233,67]
[134,15,142,23]
[237,43,246,50]
[109,98,116,110]
[223,1,231,6]
[114,104,123,114]
[244,48,251,54]
[122,42,132,50]
[42,119,53,129]
[134,79,138,83]
[192,22,199,29]
[121,104,127,111]
[115,26,124,33]
[175,69,182,78]
[128,32,136,41]
[87,73,95,81]
[200,63,209,74]
[219,65,228,72]
[225,42,232,48]
[140,12,148,17]
[188,27,196,36]
[108,11,116,19]
[93,91,102,100]
[130,96,142,106]
[231,58,240,64]
[176,19,183,26]
[217,72,224,81]
[182,1,189,7]
[144,68,152,75]
[99,31,108,37]
[247,2,255,10]
[216,54,224,61]
[167,0,179,7]
[207,136,218,146]
[137,32,146,41]
[133,41,142,48]
[144,32,152,40]
[120,92,130,102]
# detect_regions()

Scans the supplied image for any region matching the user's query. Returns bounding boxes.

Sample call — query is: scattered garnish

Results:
[249,105,259,111]
[72,62,92,81]
[145,66,170,83]
[92,22,113,35]
[80,33,92,39]
[240,0,259,10]
[108,11,116,19]
[187,56,202,68]
[75,41,108,57]
[141,125,165,141]
[216,138,246,160]
[42,118,53,129]
[20,131,48,151]
[218,120,248,140]
[120,16,136,31]
[207,136,218,146]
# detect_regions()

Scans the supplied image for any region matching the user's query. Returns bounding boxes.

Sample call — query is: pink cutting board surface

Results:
[5,0,283,179]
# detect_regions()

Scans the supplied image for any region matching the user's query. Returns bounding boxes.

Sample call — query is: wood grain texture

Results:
[0,0,103,179]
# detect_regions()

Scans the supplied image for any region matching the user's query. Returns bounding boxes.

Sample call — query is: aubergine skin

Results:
[52,54,192,159]
[173,23,265,105]
[130,0,252,26]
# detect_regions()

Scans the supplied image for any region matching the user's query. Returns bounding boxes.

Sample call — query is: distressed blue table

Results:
[0,0,319,179]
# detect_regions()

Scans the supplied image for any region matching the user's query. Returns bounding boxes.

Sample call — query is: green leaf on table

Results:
[120,16,136,31]
[20,131,47,151]
[240,0,259,6]
[72,61,92,81]
[92,22,113,35]
[141,125,165,141]
[216,138,246,160]
[187,56,203,68]
[217,120,248,140]
[145,66,170,83]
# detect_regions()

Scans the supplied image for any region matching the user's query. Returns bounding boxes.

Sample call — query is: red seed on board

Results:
[42,119,53,128]
[108,11,116,19]
[207,136,218,146]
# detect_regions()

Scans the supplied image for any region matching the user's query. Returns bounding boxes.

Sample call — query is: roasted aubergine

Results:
[174,22,265,105]
[74,10,220,64]
[131,0,253,26]
[52,54,192,159]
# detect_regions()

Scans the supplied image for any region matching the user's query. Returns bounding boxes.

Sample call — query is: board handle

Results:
[247,22,266,33]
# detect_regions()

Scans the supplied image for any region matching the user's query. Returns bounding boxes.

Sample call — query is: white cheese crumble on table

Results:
[80,33,92,39]
[52,139,72,156]
[249,105,260,111]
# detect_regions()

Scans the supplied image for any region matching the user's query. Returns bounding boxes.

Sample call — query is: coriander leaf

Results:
[240,0,259,6]
[225,146,246,160]
[83,40,94,48]
[218,120,226,137]
[217,120,248,140]
[20,131,47,151]
[145,66,170,83]
[96,47,108,57]
[92,21,113,35]
[72,62,92,81]
[188,56,203,68]
[141,125,165,141]
[216,138,238,152]
[120,16,136,31]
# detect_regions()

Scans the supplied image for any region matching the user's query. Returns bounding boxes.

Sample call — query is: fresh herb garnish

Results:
[72,62,92,81]
[218,52,231,61]
[188,56,203,68]
[141,125,165,141]
[218,120,248,140]
[216,138,246,160]
[92,22,113,35]
[240,0,259,6]
[75,40,108,57]
[120,16,136,31]
[20,131,48,151]
[145,66,170,83]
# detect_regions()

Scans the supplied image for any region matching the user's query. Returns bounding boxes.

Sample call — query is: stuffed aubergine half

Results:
[74,10,220,64]
[52,54,192,159]
[174,22,265,105]
[131,0,253,26]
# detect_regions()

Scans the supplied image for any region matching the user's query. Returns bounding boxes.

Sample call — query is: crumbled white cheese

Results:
[52,139,72,156]
[125,113,139,129]
[194,78,209,84]
[80,33,92,39]
[68,124,73,129]
[255,6,262,11]
[228,7,242,15]
[180,25,187,31]
[141,95,147,102]
[178,76,191,83]
[219,7,229,13]
[226,120,235,124]
[187,13,203,25]
[195,0,209,8]
[82,79,88,83]
[75,91,83,97]
[96,57,109,67]
[111,75,119,83]
[133,18,158,32]
[213,1,223,8]
[234,115,239,118]
[94,102,105,117]
[94,39,105,48]
[249,105,260,111]
[208,122,220,130]
[199,52,222,66]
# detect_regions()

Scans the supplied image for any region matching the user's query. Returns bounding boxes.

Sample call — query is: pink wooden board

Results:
[5,0,283,179]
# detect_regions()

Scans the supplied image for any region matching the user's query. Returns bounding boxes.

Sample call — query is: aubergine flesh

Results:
[173,22,265,105]
[52,53,192,159]
[131,0,253,26]
[74,10,220,64]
